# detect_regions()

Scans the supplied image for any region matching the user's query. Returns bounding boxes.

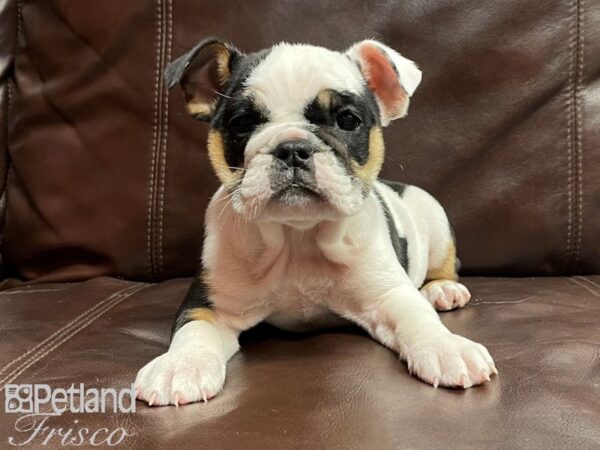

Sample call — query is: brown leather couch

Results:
[1,1,599,448]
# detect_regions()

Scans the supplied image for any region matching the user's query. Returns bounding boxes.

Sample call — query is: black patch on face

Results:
[373,186,409,273]
[218,96,269,169]
[304,89,380,167]
[209,49,272,170]
[171,274,213,339]
[380,179,407,197]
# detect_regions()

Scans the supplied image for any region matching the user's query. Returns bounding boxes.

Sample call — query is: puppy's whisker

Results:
[222,188,239,201]
[350,175,370,188]
[217,200,230,224]
[216,189,240,207]
[384,155,405,172]
[250,196,259,220]
[216,185,242,225]
[213,90,233,99]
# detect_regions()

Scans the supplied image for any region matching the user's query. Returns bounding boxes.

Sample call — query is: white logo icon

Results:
[5,384,34,413]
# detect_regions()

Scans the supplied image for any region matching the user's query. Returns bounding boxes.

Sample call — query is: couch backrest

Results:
[1,0,598,282]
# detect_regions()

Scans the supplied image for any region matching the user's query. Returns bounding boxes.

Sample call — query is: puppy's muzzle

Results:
[272,140,314,170]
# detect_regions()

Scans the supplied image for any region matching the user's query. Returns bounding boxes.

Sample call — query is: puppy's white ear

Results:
[346,40,422,126]
[165,38,241,121]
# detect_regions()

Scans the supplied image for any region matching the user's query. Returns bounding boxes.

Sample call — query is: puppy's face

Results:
[166,39,421,223]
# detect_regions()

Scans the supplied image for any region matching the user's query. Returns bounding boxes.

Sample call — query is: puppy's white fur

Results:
[136,183,496,406]
[135,40,496,406]
[245,44,365,122]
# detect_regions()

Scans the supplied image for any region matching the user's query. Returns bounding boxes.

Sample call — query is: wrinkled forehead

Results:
[243,44,365,120]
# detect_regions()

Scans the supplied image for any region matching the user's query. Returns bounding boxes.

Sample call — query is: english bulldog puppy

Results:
[135,38,497,406]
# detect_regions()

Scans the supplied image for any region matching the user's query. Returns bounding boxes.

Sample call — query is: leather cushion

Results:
[2,1,599,281]
[1,276,599,448]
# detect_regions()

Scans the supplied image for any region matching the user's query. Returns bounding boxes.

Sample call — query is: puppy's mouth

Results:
[269,152,324,205]
[234,137,366,221]
[273,182,324,203]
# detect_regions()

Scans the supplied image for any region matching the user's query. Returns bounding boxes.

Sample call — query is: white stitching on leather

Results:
[156,0,173,276]
[0,283,142,380]
[0,287,72,295]
[146,0,163,280]
[0,283,141,380]
[576,275,600,293]
[574,0,584,269]
[566,0,584,271]
[566,0,575,270]
[569,277,600,298]
[0,283,148,389]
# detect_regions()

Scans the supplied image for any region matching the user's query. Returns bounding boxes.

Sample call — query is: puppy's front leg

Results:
[135,277,246,406]
[347,282,497,389]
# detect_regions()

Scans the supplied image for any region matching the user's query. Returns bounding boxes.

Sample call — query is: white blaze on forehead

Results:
[245,122,314,162]
[244,43,365,122]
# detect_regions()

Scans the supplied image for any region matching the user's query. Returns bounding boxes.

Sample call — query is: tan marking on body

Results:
[207,130,242,186]
[426,243,458,281]
[189,307,216,323]
[214,45,231,84]
[317,89,333,108]
[183,43,231,119]
[352,126,385,183]
[186,101,215,118]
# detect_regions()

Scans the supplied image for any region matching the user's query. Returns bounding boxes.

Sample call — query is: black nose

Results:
[272,140,314,169]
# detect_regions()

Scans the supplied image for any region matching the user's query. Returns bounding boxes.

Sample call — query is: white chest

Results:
[261,229,352,331]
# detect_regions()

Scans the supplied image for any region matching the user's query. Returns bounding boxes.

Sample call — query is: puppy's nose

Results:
[272,140,314,169]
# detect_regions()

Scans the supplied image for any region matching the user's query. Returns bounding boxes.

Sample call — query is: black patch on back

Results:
[304,89,380,166]
[171,274,213,339]
[373,187,409,272]
[380,179,407,197]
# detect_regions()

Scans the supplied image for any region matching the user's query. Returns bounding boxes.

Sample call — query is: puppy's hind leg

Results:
[400,185,471,311]
[420,243,471,311]
[135,276,242,406]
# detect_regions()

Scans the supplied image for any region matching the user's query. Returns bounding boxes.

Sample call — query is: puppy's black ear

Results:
[165,38,241,121]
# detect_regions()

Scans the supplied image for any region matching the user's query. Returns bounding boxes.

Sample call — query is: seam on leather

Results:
[574,0,584,271]
[146,0,163,280]
[0,286,72,295]
[0,283,148,389]
[153,0,166,279]
[0,282,139,378]
[146,0,170,280]
[156,0,173,276]
[1,0,22,276]
[565,0,584,272]
[565,0,574,271]
[568,276,600,299]
[15,0,22,48]
[576,276,600,295]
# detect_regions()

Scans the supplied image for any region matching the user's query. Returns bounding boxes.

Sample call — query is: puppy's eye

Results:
[336,111,361,131]
[230,114,262,135]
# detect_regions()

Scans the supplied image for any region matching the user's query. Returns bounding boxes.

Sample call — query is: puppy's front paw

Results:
[420,280,471,311]
[135,350,226,406]
[407,333,497,389]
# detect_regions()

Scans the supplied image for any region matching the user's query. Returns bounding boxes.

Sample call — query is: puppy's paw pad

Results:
[420,280,471,311]
[407,333,496,389]
[135,351,226,406]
